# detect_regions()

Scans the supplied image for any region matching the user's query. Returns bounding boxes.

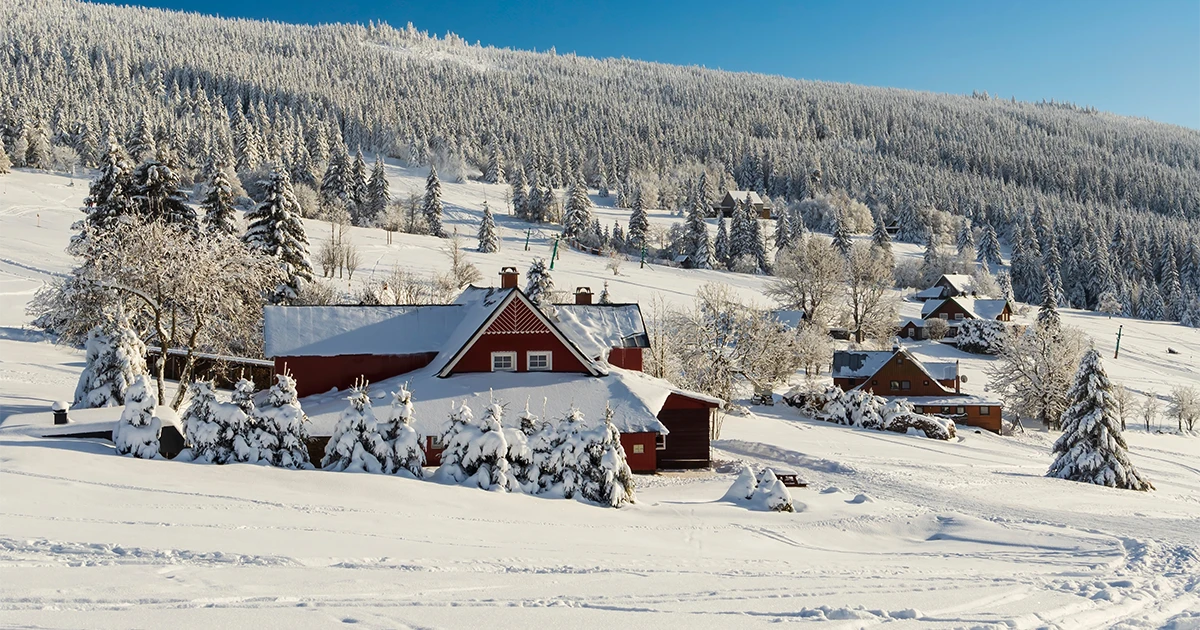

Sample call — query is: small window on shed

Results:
[632,443,645,454]
[979,406,991,415]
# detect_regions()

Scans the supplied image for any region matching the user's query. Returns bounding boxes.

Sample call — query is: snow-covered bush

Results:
[378,385,425,478]
[955,319,1008,355]
[434,401,479,483]
[72,309,147,409]
[460,403,519,491]
[754,469,795,512]
[925,317,949,341]
[504,402,540,491]
[252,373,313,469]
[785,384,955,440]
[178,380,255,464]
[536,407,588,498]
[722,467,758,502]
[112,375,162,460]
[578,405,636,507]
[321,384,389,473]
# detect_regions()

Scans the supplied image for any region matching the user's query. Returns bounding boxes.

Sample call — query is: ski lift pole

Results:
[549,236,560,270]
[1114,325,1123,359]
[639,242,647,269]
[524,228,531,252]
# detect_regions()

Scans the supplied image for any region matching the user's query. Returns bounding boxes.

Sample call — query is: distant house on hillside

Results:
[917,296,1012,337]
[712,190,772,219]
[915,274,979,301]
[263,270,720,472]
[831,346,1002,432]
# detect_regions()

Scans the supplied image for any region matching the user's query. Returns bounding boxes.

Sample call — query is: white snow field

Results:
[2,167,1199,628]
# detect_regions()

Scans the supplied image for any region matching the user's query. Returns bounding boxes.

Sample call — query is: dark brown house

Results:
[920,297,1013,337]
[832,347,1002,432]
[711,190,773,219]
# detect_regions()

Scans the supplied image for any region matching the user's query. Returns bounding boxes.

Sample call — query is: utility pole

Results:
[1114,325,1123,359]
[524,228,531,251]
[549,236,560,270]
[639,242,647,269]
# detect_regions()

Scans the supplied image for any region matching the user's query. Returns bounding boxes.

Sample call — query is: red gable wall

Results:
[450,299,590,374]
[842,352,951,397]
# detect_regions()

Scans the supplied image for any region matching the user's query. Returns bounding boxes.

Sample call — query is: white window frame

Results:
[491,351,517,372]
[526,351,552,371]
[655,434,667,451]
[632,443,645,454]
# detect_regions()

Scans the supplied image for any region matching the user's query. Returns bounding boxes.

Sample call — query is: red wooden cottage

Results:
[832,346,1003,432]
[264,275,721,472]
[918,296,1013,338]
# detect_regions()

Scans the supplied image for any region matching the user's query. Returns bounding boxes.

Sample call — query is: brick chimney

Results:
[499,266,519,289]
[574,287,593,305]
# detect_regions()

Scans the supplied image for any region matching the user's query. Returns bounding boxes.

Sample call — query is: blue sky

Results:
[102,0,1200,129]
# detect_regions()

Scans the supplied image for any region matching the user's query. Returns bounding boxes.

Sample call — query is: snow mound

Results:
[847,493,874,504]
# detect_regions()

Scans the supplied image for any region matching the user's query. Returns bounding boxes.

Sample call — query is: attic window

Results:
[897,357,904,365]
[527,351,552,371]
[954,313,964,320]
[491,351,517,372]
[890,380,900,391]
[901,381,911,390]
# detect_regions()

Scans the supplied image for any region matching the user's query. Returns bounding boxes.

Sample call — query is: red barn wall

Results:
[277,353,437,397]
[607,347,643,372]
[619,432,658,473]
[452,332,590,374]
[912,404,1003,433]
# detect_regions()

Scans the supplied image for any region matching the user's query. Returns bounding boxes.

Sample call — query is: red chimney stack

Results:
[499,266,519,289]
[574,287,593,305]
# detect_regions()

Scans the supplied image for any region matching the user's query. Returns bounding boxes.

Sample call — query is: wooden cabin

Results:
[711,190,773,219]
[920,297,1013,336]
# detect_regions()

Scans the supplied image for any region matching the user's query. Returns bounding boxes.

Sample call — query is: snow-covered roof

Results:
[939,274,975,293]
[915,286,945,300]
[923,361,959,381]
[899,317,926,328]
[892,394,1002,406]
[771,310,807,330]
[263,305,464,357]
[554,304,648,360]
[960,298,1010,321]
[920,299,946,318]
[301,365,719,437]
[831,350,894,379]
[719,190,765,207]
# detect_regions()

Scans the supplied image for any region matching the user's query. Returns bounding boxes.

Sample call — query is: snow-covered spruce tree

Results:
[1137,283,1165,321]
[713,212,730,268]
[723,466,758,502]
[252,373,313,469]
[503,401,538,491]
[132,157,197,232]
[72,308,148,409]
[458,402,518,491]
[627,188,650,251]
[510,170,529,220]
[178,380,251,464]
[484,142,505,184]
[524,257,554,309]
[752,469,794,512]
[319,148,350,209]
[112,374,163,460]
[773,207,792,254]
[321,383,389,473]
[1037,276,1061,329]
[539,407,588,498]
[1048,349,1153,491]
[349,148,368,212]
[82,141,136,232]
[231,378,256,416]
[423,164,446,238]
[434,401,479,483]
[610,221,626,252]
[598,281,613,305]
[832,211,853,258]
[379,385,425,478]
[362,154,389,227]
[0,143,11,174]
[562,180,592,241]
[201,161,238,236]
[978,223,1002,266]
[477,201,499,253]
[579,404,636,507]
[956,219,976,260]
[685,198,714,269]
[244,168,313,303]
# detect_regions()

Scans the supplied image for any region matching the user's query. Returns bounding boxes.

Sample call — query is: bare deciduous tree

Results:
[766,236,843,329]
[844,242,898,343]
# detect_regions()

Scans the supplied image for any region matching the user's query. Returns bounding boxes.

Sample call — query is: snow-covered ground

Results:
[2,167,1199,628]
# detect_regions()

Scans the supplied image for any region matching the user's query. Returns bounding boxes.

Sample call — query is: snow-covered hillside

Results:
[1,167,1199,628]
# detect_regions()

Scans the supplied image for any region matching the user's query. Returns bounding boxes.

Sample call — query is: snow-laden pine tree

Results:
[978,223,1002,266]
[1010,220,1044,303]
[379,385,425,478]
[627,188,650,251]
[1048,349,1153,491]
[562,180,592,241]
[598,281,613,305]
[320,148,350,209]
[870,215,891,252]
[484,142,505,184]
[684,197,713,268]
[477,200,499,253]
[112,374,163,460]
[321,383,389,473]
[579,404,636,507]
[524,257,554,310]
[423,164,446,237]
[832,211,853,257]
[435,401,478,483]
[252,373,313,469]
[82,141,136,232]
[538,407,588,498]
[0,142,11,174]
[956,219,976,260]
[1037,276,1061,329]
[510,170,528,220]
[1137,282,1165,321]
[349,147,368,212]
[244,169,313,303]
[231,378,256,416]
[773,206,792,253]
[72,307,148,409]
[713,213,730,268]
[503,401,539,492]
[458,402,518,491]
[610,221,626,252]
[362,154,389,227]
[132,157,197,231]
[178,380,252,464]
[201,161,238,236]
